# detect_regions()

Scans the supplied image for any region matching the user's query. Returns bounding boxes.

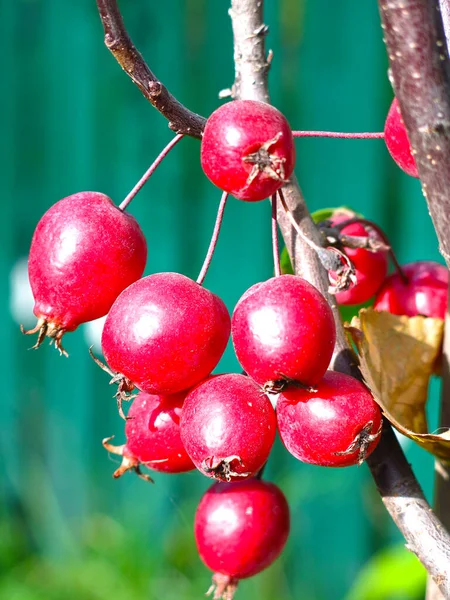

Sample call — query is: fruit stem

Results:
[271,194,281,277]
[334,217,409,283]
[119,133,184,211]
[277,189,323,254]
[197,192,229,286]
[292,130,384,139]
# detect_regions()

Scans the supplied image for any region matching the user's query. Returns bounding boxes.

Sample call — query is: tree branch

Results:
[96,0,206,138]
[230,0,450,594]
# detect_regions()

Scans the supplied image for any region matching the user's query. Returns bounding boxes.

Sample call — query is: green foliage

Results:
[344,544,426,600]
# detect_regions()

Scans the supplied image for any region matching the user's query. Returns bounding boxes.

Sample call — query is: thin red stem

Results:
[119,134,184,211]
[292,130,384,139]
[271,194,281,277]
[197,192,229,286]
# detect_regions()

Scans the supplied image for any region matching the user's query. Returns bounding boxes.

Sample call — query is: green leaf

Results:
[280,246,294,275]
[345,544,426,600]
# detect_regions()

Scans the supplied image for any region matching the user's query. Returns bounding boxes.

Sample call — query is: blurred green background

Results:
[1,0,442,598]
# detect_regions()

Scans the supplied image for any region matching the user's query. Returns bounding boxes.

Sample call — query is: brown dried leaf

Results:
[347,308,449,461]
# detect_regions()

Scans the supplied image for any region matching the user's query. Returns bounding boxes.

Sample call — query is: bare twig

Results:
[230,0,450,593]
[96,0,206,138]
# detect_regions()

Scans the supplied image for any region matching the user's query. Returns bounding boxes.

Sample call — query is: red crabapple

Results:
[23,191,147,355]
[384,97,418,178]
[276,371,382,467]
[374,261,448,319]
[103,391,195,480]
[331,214,388,305]
[231,275,336,389]
[101,272,231,395]
[194,479,290,599]
[201,100,295,201]
[180,373,276,482]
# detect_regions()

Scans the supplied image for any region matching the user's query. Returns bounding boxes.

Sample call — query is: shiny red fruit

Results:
[231,275,336,387]
[331,215,388,305]
[374,261,448,319]
[195,479,290,598]
[101,272,231,395]
[384,97,418,178]
[25,191,147,354]
[180,373,276,482]
[104,391,195,477]
[201,100,295,201]
[277,371,382,467]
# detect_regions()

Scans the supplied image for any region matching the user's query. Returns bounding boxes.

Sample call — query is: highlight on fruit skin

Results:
[194,479,290,600]
[384,97,419,178]
[23,191,147,356]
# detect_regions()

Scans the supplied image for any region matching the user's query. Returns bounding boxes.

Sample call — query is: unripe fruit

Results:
[331,215,389,305]
[201,100,295,201]
[103,391,195,479]
[232,275,336,388]
[374,261,448,319]
[195,479,290,599]
[276,371,382,467]
[24,191,147,355]
[101,272,231,395]
[384,98,418,178]
[180,373,276,481]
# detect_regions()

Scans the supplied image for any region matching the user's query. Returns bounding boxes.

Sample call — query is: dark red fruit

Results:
[231,275,336,388]
[195,479,290,599]
[384,97,419,178]
[201,100,295,201]
[374,261,448,319]
[276,371,382,467]
[331,214,389,305]
[103,391,195,479]
[101,272,231,395]
[180,373,276,482]
[24,191,147,355]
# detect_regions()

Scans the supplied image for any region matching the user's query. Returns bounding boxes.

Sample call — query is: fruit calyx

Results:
[262,375,317,396]
[89,348,136,419]
[206,573,238,600]
[102,437,154,482]
[242,132,287,186]
[334,419,383,465]
[21,317,68,357]
[201,455,251,483]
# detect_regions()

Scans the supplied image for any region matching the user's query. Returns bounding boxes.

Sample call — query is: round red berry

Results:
[331,215,388,305]
[25,191,147,354]
[374,261,448,319]
[384,97,418,178]
[195,479,290,598]
[180,373,276,482]
[231,275,336,388]
[101,272,230,395]
[276,371,382,467]
[201,100,295,201]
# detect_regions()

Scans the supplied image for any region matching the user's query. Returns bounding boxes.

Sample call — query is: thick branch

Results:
[96,0,206,138]
[230,0,450,594]
[378,0,450,265]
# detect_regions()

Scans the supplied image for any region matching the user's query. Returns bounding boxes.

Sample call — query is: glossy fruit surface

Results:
[331,215,389,305]
[124,391,195,473]
[374,261,448,319]
[232,275,336,387]
[384,98,418,178]
[180,373,276,481]
[201,100,295,201]
[277,371,382,467]
[26,191,147,352]
[101,272,231,395]
[195,479,290,589]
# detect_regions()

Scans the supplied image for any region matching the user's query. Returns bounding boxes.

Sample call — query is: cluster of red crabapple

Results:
[23,96,448,599]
